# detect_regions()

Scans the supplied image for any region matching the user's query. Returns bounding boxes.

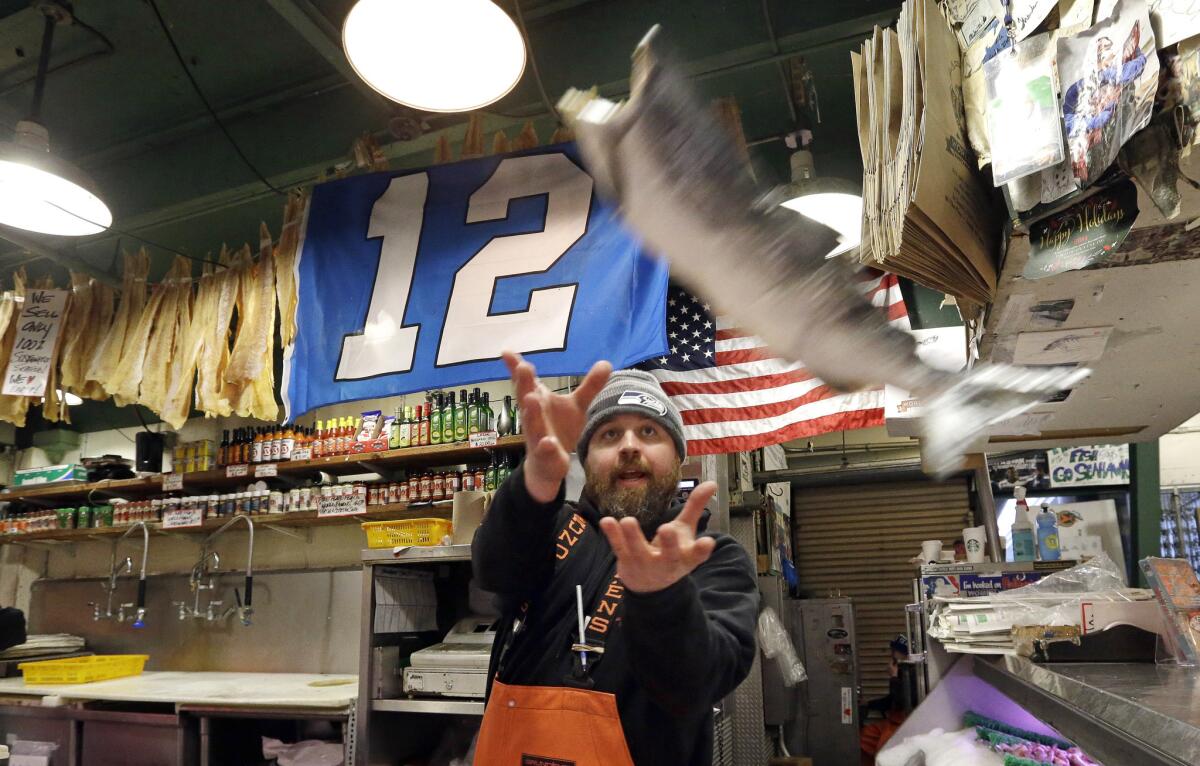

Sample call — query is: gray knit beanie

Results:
[576,369,686,462]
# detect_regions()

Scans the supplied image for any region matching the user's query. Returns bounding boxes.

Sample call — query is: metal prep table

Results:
[974,656,1200,766]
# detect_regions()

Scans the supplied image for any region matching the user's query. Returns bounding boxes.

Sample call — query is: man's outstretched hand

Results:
[502,351,611,504]
[600,481,718,593]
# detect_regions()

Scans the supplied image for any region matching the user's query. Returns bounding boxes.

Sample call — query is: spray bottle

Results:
[1011,486,1036,562]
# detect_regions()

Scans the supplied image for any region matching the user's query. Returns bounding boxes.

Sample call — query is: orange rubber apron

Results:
[474,678,635,766]
[476,513,635,766]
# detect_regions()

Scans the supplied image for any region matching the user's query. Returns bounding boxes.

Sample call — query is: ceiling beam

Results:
[263,0,388,108]
[0,226,120,287]
[61,8,898,253]
[78,72,352,169]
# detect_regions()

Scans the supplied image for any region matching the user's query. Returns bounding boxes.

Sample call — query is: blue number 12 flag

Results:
[283,144,668,419]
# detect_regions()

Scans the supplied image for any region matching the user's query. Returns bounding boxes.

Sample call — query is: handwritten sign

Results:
[255,463,278,478]
[163,507,204,529]
[226,464,248,478]
[2,289,68,397]
[469,431,499,448]
[162,473,184,492]
[1048,444,1130,488]
[318,494,367,517]
[291,448,311,462]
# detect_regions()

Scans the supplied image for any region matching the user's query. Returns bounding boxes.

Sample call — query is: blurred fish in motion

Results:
[558,26,1089,476]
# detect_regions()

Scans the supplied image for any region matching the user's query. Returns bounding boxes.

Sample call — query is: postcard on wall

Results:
[1058,0,1159,187]
[1096,0,1200,48]
[1023,179,1139,279]
[1014,326,1113,364]
[985,34,1066,185]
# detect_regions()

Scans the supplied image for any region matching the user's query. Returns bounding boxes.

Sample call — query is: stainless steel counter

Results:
[976,656,1200,766]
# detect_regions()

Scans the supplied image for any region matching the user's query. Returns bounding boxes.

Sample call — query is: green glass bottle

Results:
[430,393,443,445]
[454,388,468,442]
[467,388,480,435]
[482,392,495,431]
[441,391,455,443]
[484,453,498,491]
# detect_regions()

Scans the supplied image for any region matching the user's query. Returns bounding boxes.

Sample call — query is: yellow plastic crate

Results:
[20,654,149,685]
[363,518,452,548]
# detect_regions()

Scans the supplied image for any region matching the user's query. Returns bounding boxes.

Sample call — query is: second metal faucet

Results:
[176,515,255,626]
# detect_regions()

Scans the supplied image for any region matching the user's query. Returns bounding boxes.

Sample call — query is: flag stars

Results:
[668,298,677,306]
[704,350,713,358]
[659,357,669,365]
[691,343,700,351]
[692,312,701,321]
[704,321,712,329]
[681,353,691,362]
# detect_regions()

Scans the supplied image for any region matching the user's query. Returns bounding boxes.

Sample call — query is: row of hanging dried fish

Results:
[0,192,307,430]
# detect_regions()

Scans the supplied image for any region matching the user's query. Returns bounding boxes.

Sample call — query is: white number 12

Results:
[337,153,593,381]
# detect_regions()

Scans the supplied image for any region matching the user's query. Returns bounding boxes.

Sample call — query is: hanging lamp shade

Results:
[778,148,862,258]
[0,121,111,236]
[342,0,527,113]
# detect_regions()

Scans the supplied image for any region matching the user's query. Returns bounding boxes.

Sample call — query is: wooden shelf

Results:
[0,436,524,504]
[0,504,450,545]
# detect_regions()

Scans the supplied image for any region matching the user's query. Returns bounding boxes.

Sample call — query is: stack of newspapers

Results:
[853,0,999,316]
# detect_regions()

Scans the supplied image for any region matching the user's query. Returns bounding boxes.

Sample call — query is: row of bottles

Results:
[215,390,522,468]
[219,425,315,466]
[388,388,519,449]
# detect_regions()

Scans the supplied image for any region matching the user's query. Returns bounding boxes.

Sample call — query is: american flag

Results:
[637,270,910,456]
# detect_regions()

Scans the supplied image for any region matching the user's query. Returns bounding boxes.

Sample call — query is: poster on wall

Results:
[2,288,68,397]
[283,144,669,418]
[989,451,1051,493]
[1048,444,1131,487]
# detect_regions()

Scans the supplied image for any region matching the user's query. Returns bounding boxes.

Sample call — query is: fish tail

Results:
[921,365,1092,478]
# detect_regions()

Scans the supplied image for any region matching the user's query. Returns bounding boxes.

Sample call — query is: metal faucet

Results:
[90,522,149,628]
[176,515,255,626]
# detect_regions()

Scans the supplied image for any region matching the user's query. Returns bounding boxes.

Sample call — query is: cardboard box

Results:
[12,464,87,486]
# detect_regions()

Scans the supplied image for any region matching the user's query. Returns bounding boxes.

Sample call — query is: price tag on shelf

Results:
[162,473,184,492]
[317,494,367,518]
[163,507,203,529]
[469,431,499,448]
[255,463,278,478]
[291,448,311,461]
[226,464,249,478]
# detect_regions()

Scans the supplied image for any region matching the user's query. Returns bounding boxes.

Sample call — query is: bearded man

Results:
[471,352,759,766]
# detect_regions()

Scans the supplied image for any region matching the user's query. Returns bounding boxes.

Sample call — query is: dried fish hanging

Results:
[494,129,516,156]
[0,270,30,427]
[138,257,194,419]
[274,193,308,349]
[434,135,454,164]
[106,256,182,406]
[162,257,223,427]
[459,114,486,160]
[512,121,539,150]
[197,245,244,418]
[59,273,115,401]
[87,249,149,392]
[224,229,279,421]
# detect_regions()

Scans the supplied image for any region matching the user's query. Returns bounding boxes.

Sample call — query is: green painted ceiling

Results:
[0,0,941,433]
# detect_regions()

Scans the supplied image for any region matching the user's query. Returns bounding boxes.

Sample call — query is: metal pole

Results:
[29,12,56,123]
[971,455,1004,564]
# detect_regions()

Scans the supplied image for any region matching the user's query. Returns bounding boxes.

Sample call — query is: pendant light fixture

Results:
[0,4,111,236]
[342,0,526,113]
[779,145,862,259]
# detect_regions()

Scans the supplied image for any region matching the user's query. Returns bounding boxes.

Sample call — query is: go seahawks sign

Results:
[283,145,669,417]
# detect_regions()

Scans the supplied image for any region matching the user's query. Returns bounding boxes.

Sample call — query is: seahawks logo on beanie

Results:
[617,390,667,416]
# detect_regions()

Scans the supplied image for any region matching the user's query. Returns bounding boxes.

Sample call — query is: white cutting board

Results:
[0,671,357,709]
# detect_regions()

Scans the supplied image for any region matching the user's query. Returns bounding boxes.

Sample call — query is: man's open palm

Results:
[600,481,718,593]
[503,350,611,503]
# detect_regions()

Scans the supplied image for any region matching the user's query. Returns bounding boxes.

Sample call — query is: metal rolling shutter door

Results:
[792,479,970,699]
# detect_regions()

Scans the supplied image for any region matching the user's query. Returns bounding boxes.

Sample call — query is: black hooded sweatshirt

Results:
[472,465,759,766]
